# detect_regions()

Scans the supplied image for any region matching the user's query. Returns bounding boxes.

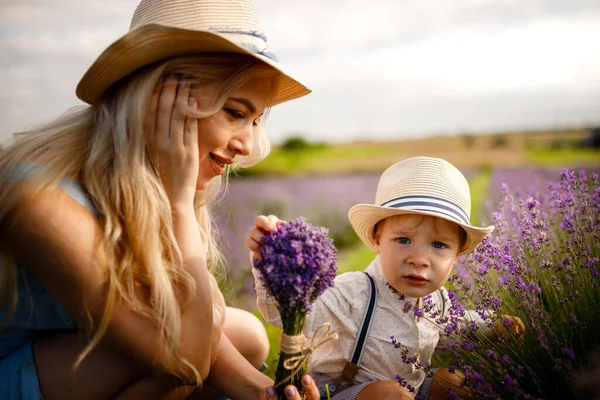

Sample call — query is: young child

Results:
[247,156,523,400]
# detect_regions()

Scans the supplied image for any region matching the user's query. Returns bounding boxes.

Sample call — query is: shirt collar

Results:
[365,255,423,315]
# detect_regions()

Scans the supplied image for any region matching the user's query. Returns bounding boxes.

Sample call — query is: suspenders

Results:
[334,272,377,387]
[334,272,447,387]
[350,272,377,366]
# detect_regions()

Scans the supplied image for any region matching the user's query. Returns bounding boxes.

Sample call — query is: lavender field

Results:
[484,166,600,222]
[214,167,486,306]
[214,173,380,305]
[215,165,600,307]
[214,165,600,306]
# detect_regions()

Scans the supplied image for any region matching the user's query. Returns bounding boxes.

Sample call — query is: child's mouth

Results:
[404,275,429,286]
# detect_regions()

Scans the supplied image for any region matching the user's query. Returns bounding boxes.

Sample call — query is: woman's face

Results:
[191,77,272,190]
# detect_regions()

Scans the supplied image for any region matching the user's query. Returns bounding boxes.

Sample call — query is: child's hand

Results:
[497,315,526,340]
[245,215,283,258]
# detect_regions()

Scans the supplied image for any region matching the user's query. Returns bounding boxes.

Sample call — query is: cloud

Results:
[1,0,599,144]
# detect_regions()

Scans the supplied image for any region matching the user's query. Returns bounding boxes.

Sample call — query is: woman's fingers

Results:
[185,95,198,148]
[172,80,190,148]
[301,375,321,400]
[283,375,320,400]
[156,77,178,148]
[149,75,200,208]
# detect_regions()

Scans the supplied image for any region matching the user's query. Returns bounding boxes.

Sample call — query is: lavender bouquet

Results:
[254,217,338,399]
[394,169,600,399]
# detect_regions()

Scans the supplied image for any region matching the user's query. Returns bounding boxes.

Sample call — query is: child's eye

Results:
[432,241,446,249]
[396,237,410,244]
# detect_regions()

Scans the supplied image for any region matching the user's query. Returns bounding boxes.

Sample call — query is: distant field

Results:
[243,127,599,176]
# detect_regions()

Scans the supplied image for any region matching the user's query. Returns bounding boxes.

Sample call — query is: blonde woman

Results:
[0,1,321,399]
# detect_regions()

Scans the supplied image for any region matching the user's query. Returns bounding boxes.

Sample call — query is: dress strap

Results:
[9,160,97,216]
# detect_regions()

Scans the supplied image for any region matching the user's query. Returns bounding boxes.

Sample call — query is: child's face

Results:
[374,214,462,298]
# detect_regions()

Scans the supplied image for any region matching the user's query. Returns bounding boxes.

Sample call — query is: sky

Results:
[1,0,600,145]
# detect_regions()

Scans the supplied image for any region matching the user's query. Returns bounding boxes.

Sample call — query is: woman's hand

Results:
[245,215,283,258]
[282,375,321,400]
[148,76,199,211]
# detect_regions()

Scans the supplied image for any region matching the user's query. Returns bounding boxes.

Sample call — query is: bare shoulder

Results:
[3,181,107,325]
[5,181,101,249]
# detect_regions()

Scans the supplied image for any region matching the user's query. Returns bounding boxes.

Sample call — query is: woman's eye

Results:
[225,109,244,119]
[432,241,446,249]
[396,237,410,244]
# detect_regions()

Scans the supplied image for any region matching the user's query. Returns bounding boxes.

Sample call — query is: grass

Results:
[242,127,598,177]
[526,148,600,165]
[468,167,492,226]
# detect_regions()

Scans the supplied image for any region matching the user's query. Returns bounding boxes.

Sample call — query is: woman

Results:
[0,1,320,399]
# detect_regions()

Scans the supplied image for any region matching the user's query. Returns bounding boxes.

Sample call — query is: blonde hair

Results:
[0,53,277,383]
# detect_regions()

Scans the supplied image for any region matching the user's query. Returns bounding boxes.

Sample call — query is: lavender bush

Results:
[397,168,600,399]
[254,217,338,399]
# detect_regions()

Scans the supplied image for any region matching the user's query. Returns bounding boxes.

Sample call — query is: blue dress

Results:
[0,162,96,400]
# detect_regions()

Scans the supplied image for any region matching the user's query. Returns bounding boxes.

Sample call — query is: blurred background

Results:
[2,0,600,376]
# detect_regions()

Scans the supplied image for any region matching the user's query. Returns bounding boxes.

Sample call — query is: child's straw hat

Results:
[76,0,310,106]
[348,156,494,256]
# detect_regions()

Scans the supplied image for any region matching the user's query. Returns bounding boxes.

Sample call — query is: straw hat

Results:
[348,157,494,256]
[76,0,310,106]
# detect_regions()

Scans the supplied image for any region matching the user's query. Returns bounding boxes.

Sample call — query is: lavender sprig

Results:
[254,217,338,398]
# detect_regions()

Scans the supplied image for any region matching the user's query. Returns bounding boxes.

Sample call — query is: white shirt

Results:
[254,255,489,391]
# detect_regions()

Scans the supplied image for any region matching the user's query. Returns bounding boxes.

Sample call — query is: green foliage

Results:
[526,148,600,165]
[281,136,311,152]
[330,224,362,249]
[468,166,492,227]
[491,134,509,148]
[337,244,377,274]
[256,199,287,218]
[523,137,535,150]
[462,134,476,149]
[253,309,280,380]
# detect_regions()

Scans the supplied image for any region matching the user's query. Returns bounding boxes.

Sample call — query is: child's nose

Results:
[407,245,430,268]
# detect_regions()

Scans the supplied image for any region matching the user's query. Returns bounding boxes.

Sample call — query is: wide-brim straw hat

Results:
[76,0,311,106]
[348,157,494,256]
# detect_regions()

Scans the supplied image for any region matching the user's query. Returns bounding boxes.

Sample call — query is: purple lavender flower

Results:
[253,217,337,315]
[563,348,575,360]
[254,217,338,398]
[394,167,600,399]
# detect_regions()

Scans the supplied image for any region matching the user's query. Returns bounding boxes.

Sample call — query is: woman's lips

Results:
[210,154,225,175]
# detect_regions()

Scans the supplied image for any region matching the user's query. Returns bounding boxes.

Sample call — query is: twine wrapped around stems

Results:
[274,323,338,388]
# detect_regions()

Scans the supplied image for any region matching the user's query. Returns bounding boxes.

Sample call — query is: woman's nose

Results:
[229,125,253,156]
